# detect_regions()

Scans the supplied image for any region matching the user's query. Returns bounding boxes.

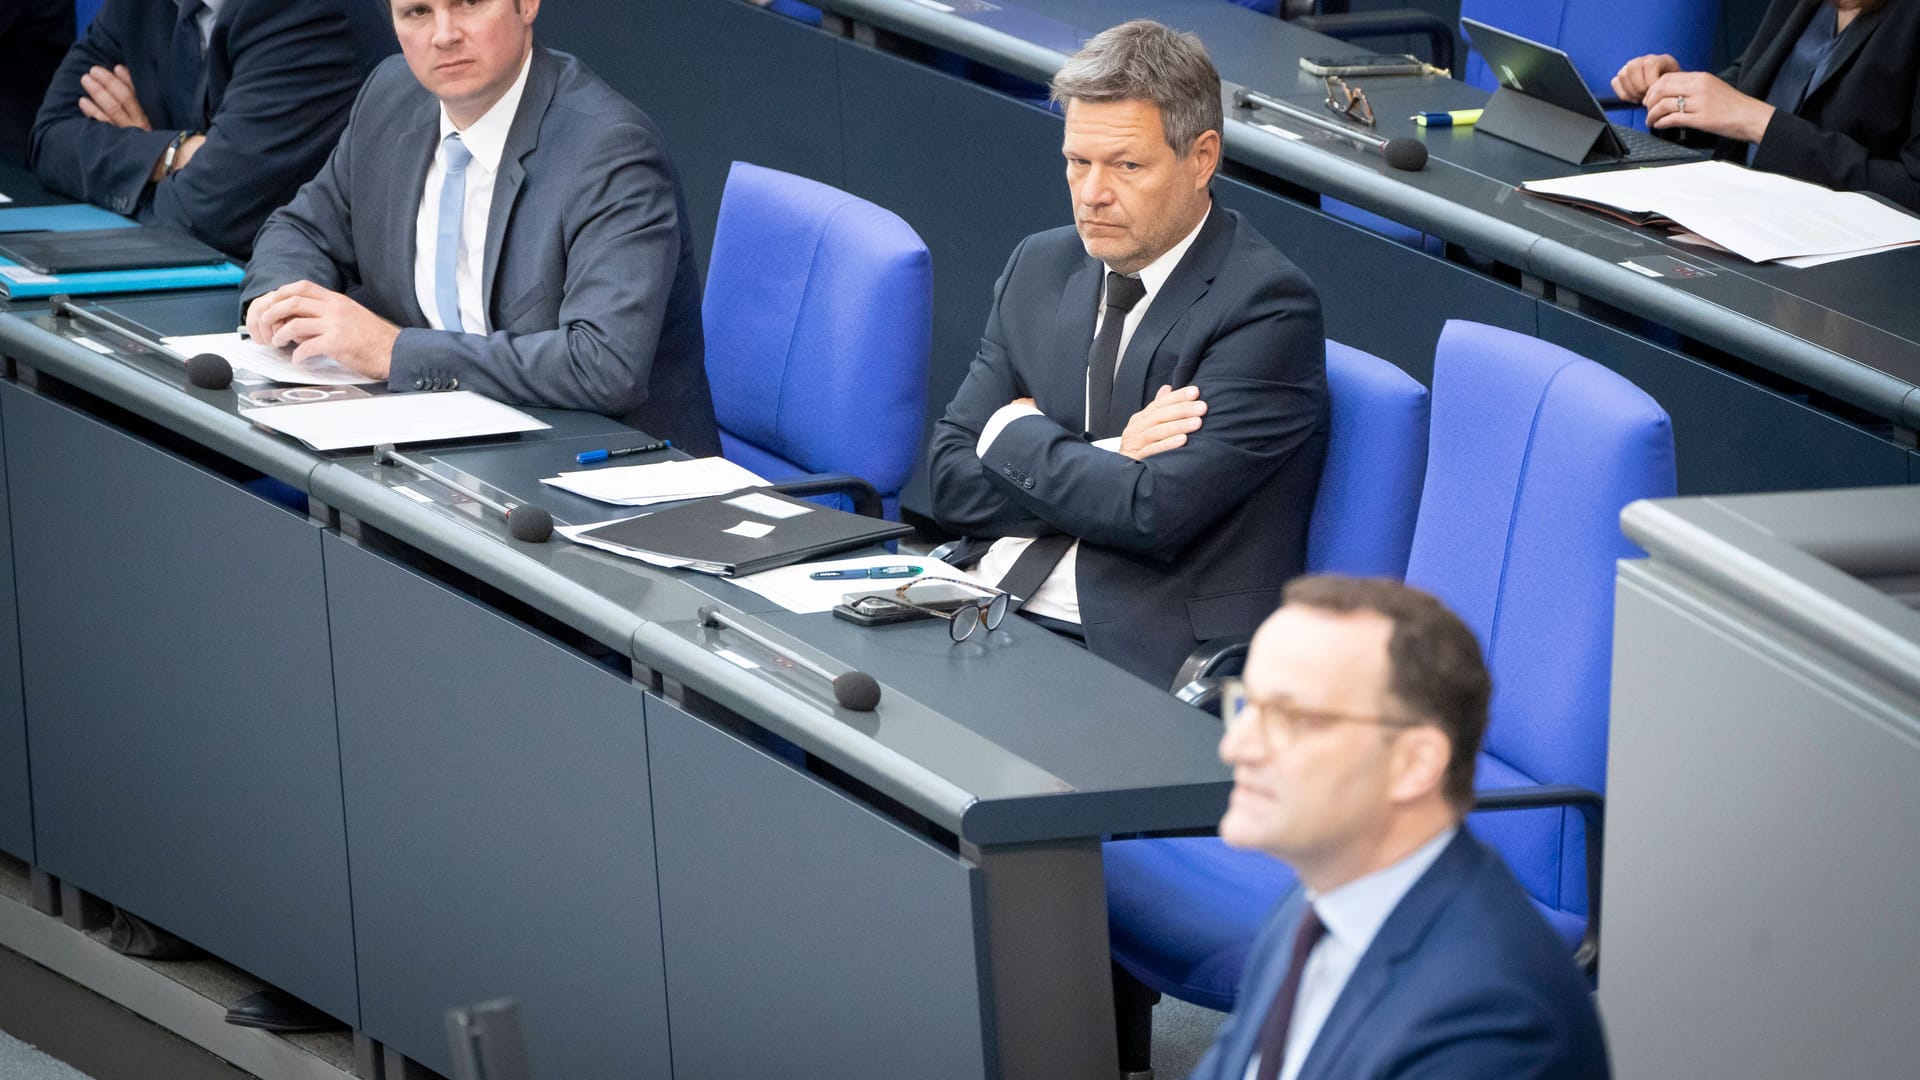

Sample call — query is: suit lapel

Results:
[483,47,557,322]
[394,109,439,328]
[1805,3,1890,106]
[1297,833,1482,1080]
[1104,207,1228,435]
[1738,0,1819,97]
[1228,893,1311,1076]
[1052,256,1101,434]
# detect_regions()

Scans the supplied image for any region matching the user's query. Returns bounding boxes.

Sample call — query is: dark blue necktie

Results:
[1253,905,1327,1080]
[166,0,209,128]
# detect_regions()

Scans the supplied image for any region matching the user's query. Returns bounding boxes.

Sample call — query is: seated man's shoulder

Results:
[544,51,666,143]
[1215,207,1315,293]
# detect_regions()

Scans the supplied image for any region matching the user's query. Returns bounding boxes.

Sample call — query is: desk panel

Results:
[646,693,994,1079]
[1,380,356,1024]
[0,392,28,861]
[1539,305,1914,496]
[326,533,670,1080]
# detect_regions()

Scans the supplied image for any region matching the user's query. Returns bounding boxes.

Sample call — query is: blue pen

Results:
[810,565,924,580]
[576,439,671,464]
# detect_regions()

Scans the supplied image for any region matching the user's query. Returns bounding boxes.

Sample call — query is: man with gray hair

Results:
[929,19,1328,689]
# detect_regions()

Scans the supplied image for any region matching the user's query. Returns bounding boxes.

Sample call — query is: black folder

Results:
[578,488,911,576]
[0,226,229,274]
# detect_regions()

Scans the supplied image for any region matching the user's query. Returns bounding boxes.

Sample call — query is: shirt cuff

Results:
[977,401,1045,457]
[1091,435,1122,453]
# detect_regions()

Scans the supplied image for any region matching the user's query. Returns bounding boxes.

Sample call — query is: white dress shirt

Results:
[972,211,1209,622]
[190,0,225,49]
[412,51,532,337]
[1244,827,1459,1080]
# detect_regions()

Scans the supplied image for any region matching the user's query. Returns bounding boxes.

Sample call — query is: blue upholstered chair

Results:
[1459,0,1720,127]
[702,162,932,520]
[74,0,104,34]
[1106,322,1675,1036]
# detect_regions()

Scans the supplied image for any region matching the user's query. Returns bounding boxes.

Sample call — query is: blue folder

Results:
[0,204,244,300]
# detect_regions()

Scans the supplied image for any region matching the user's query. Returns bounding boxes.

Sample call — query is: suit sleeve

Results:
[382,117,684,417]
[27,4,176,219]
[927,237,1058,537]
[970,267,1323,563]
[238,71,370,312]
[1751,80,1920,211]
[144,0,378,257]
[1382,984,1608,1080]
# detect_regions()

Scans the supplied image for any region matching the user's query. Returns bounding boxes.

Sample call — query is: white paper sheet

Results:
[162,331,379,385]
[245,390,549,451]
[1523,160,1920,263]
[727,555,993,614]
[540,456,769,505]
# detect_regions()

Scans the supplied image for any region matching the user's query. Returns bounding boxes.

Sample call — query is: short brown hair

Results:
[1049,20,1223,154]
[1282,575,1491,811]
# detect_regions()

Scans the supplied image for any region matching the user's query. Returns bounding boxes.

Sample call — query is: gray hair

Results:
[1049,20,1223,155]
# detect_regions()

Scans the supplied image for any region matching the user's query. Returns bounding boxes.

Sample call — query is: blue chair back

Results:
[1105,339,1428,1011]
[1408,319,1674,934]
[1461,0,1718,120]
[1308,342,1428,578]
[703,162,932,518]
[74,0,104,33]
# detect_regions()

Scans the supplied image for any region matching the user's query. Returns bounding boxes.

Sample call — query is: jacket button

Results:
[413,377,426,390]
[1021,477,1035,489]
[448,377,458,390]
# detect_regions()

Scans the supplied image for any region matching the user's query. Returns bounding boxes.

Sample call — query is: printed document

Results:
[162,331,378,385]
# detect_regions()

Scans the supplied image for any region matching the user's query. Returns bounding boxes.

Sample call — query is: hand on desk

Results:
[1614,56,1776,144]
[246,282,399,380]
[1119,385,1206,461]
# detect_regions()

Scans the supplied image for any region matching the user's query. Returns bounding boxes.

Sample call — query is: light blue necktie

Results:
[434,133,474,334]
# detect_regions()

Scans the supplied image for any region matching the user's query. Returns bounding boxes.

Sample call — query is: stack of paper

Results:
[541,456,768,506]
[1521,160,1920,266]
[245,390,549,451]
[162,332,377,385]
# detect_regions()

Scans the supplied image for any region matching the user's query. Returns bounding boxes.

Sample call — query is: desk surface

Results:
[813,0,1920,429]
[0,290,1233,848]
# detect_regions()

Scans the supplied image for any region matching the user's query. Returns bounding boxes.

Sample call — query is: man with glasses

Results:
[928,19,1328,690]
[1192,576,1609,1080]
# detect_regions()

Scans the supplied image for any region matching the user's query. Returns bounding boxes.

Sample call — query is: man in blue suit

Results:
[29,0,393,256]
[1192,576,1609,1080]
[241,0,719,455]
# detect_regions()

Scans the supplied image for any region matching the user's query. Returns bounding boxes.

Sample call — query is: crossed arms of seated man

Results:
[930,249,1324,565]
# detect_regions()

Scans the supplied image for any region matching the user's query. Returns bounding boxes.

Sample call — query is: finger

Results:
[77,96,107,123]
[1144,416,1203,443]
[1136,434,1188,459]
[84,66,141,121]
[274,280,339,302]
[291,334,336,366]
[272,316,329,350]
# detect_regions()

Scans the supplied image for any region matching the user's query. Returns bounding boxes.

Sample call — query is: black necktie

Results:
[167,0,209,129]
[1253,906,1327,1080]
[1086,270,1149,439]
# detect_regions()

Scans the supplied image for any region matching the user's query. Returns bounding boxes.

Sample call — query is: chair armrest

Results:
[1293,10,1456,74]
[1173,676,1228,712]
[763,473,883,520]
[1472,784,1605,975]
[1174,636,1251,693]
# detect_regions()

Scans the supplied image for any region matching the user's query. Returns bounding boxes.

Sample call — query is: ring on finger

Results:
[1676,95,1688,113]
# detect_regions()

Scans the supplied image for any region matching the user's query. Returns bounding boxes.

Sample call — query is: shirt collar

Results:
[1306,826,1458,955]
[1106,202,1210,301]
[438,49,534,172]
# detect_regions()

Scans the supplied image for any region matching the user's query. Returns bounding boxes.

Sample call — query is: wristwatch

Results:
[161,130,194,175]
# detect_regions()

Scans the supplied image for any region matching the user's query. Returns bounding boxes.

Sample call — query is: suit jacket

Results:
[1191,831,1610,1080]
[1716,0,1920,210]
[927,206,1327,689]
[242,48,720,457]
[28,0,392,256]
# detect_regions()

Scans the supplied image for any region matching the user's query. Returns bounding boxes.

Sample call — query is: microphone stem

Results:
[1234,87,1389,149]
[698,606,840,686]
[379,445,517,518]
[50,296,182,358]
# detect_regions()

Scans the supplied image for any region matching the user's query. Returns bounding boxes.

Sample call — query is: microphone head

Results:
[506,504,554,543]
[1382,137,1429,171]
[185,352,232,389]
[832,670,882,712]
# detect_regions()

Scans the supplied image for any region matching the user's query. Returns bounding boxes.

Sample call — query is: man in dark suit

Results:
[927,20,1327,690]
[1192,576,1609,1080]
[241,0,717,457]
[28,0,393,256]
[1613,0,1920,210]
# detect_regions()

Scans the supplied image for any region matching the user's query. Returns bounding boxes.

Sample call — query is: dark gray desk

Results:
[536,0,1919,515]
[0,288,1231,1079]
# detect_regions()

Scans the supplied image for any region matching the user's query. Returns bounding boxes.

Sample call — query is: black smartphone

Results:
[832,596,926,626]
[1298,53,1429,77]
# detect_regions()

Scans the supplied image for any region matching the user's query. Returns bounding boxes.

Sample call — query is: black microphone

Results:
[185,352,233,389]
[373,442,555,543]
[1234,87,1429,171]
[696,605,883,711]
